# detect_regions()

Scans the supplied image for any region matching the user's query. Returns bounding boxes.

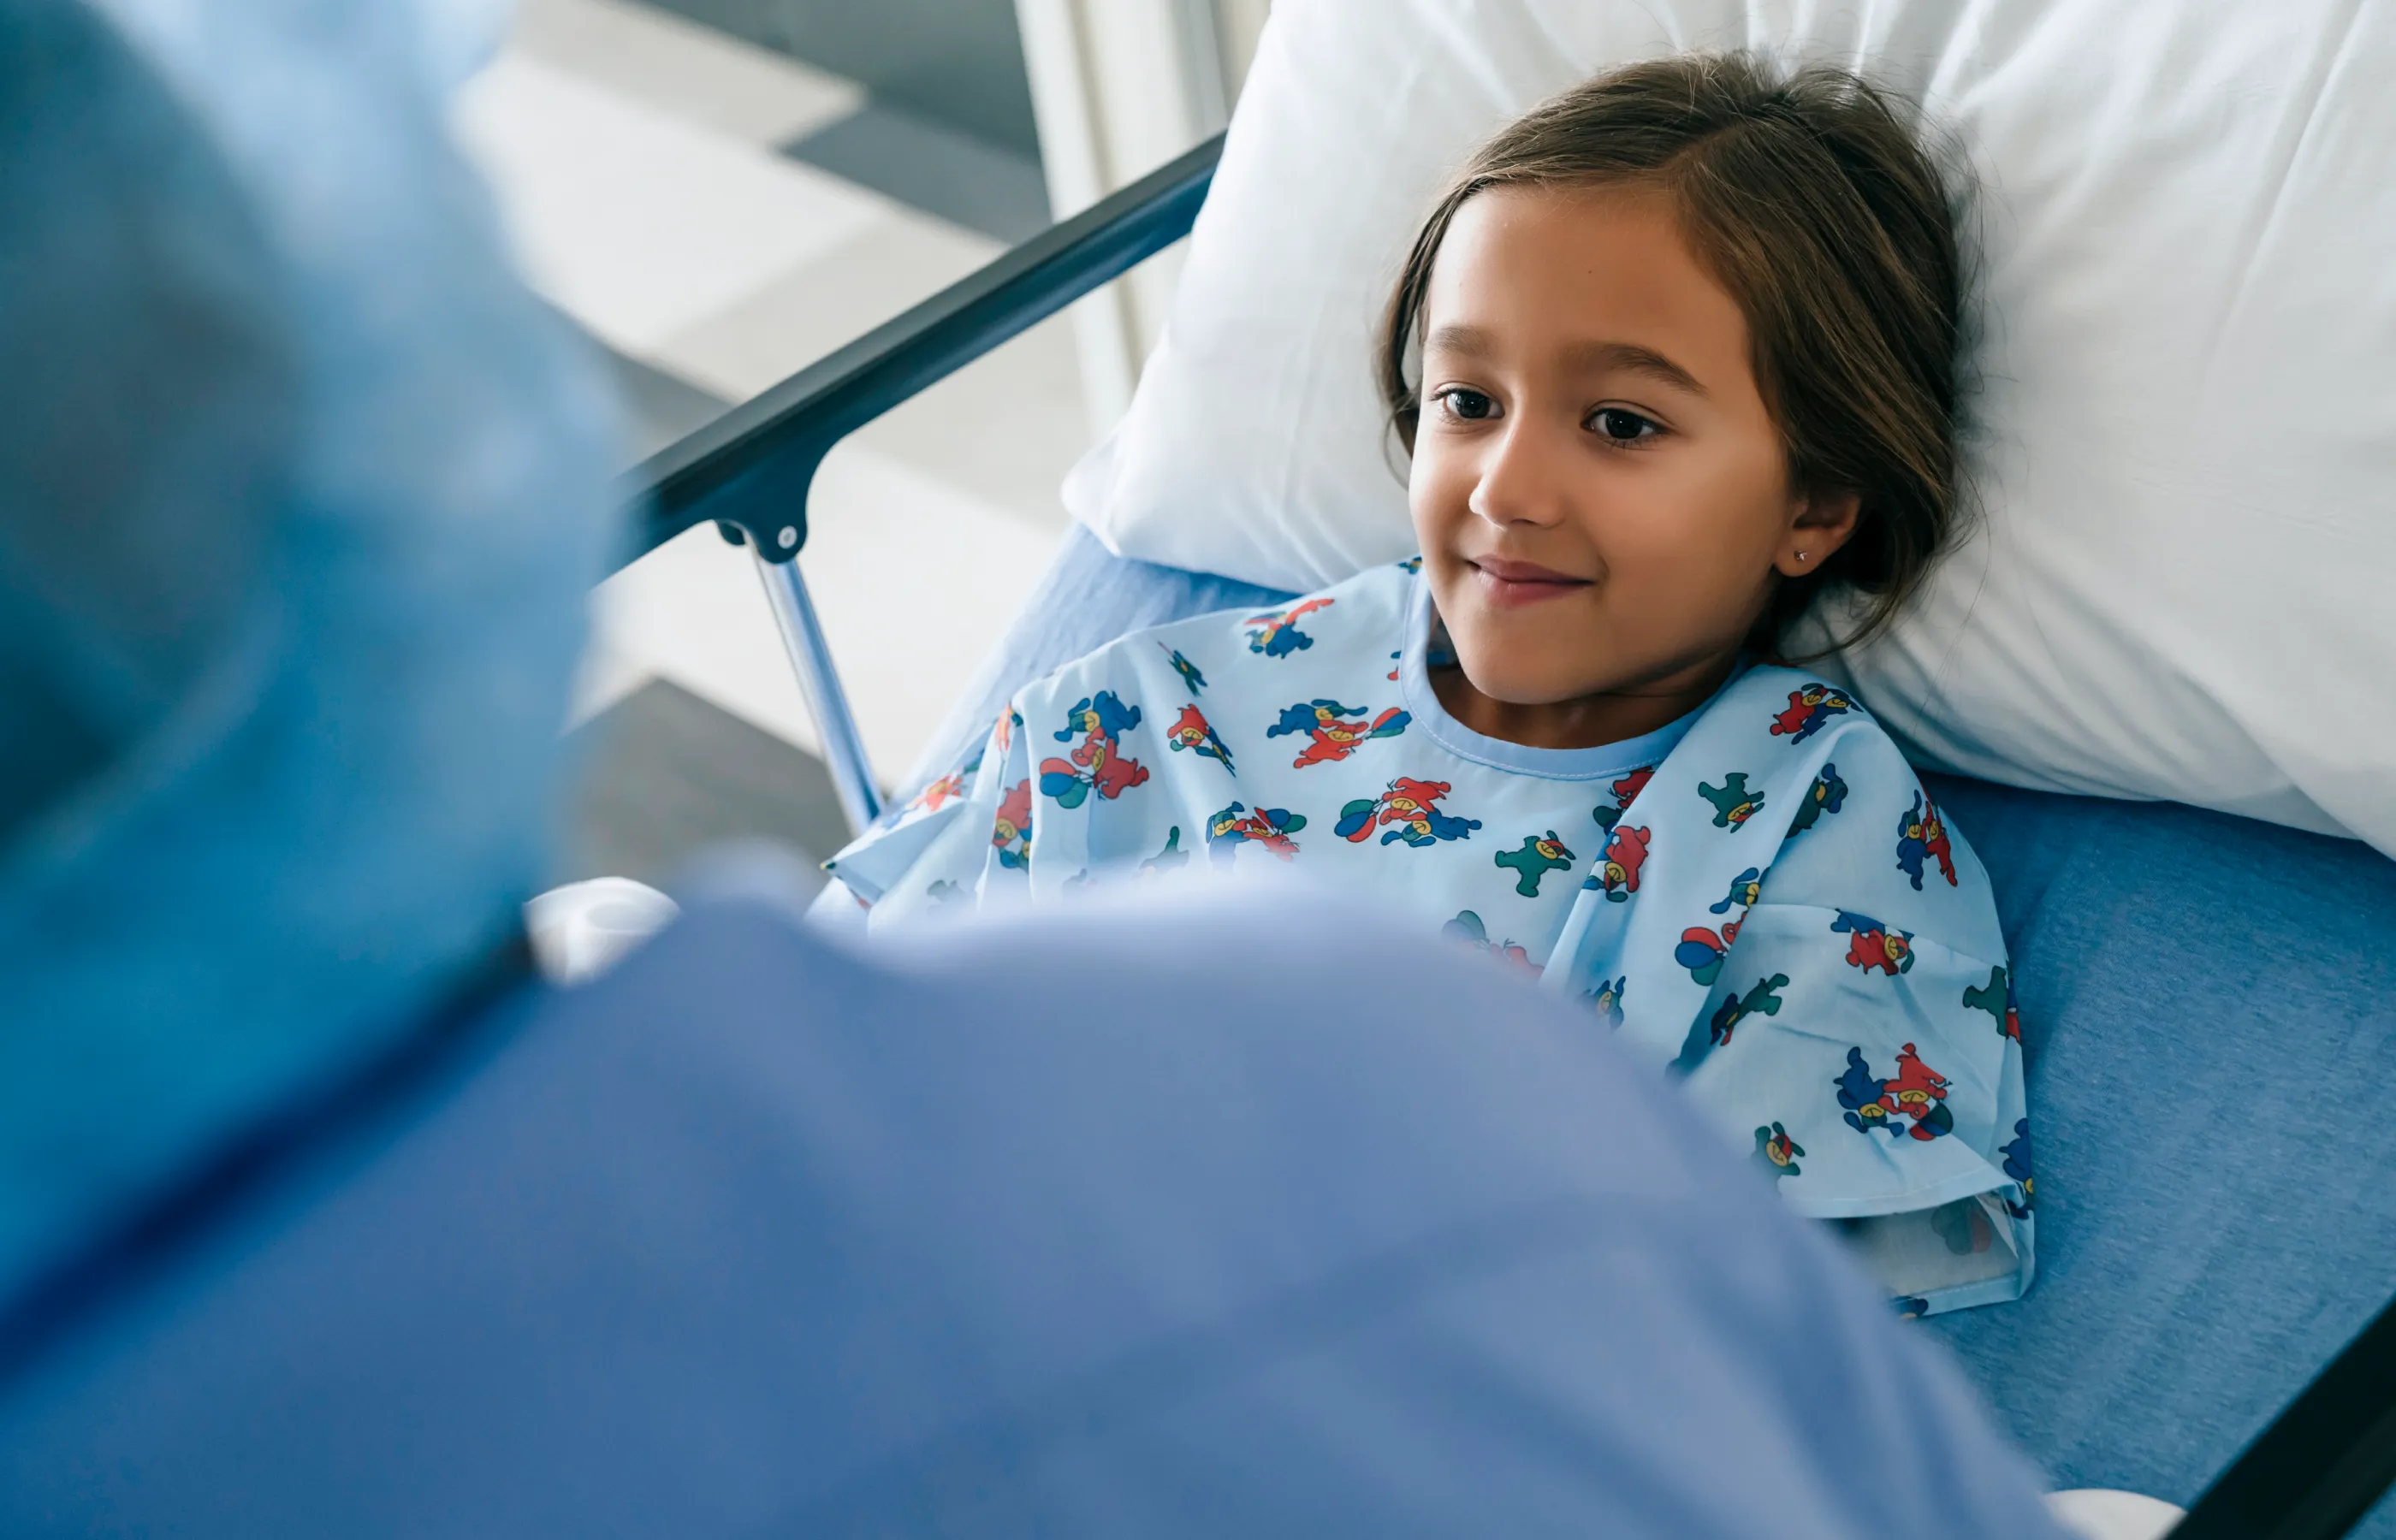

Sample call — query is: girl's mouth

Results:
[1468,556,1590,607]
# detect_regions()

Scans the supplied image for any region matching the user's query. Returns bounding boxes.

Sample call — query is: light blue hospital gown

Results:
[828,560,2034,1316]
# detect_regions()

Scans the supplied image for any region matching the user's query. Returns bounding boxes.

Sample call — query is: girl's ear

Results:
[1774,488,1862,578]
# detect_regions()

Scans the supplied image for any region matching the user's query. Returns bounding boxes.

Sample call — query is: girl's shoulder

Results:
[1701,664,1885,753]
[1016,558,1420,718]
[1689,666,2006,961]
[1141,557,1418,663]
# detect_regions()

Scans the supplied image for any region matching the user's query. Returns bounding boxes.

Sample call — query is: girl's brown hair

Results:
[1379,53,1965,655]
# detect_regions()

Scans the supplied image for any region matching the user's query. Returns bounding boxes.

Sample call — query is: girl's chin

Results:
[1448,604,1604,660]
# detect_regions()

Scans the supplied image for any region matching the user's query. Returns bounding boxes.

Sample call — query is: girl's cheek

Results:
[1411,474,1474,540]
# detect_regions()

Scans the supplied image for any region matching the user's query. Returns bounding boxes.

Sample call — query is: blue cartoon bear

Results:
[2001,1117,2035,1216]
[1244,596,1334,657]
[1836,1043,1954,1141]
[1895,789,1959,890]
[1159,644,1207,695]
[1770,683,1853,745]
[1787,762,1848,836]
[1337,777,1481,846]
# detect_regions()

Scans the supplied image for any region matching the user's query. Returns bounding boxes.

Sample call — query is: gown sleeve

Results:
[821,706,1035,923]
[825,610,1206,921]
[1678,718,2031,1313]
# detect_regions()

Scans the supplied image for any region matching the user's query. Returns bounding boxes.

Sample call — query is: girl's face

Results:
[1409,183,1856,710]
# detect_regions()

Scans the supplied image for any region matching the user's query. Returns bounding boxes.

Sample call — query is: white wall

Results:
[1016,0,1269,436]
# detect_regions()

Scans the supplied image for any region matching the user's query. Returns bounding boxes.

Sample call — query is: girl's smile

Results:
[1468,554,1592,606]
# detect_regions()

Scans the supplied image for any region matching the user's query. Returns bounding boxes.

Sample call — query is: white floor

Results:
[452,0,1084,785]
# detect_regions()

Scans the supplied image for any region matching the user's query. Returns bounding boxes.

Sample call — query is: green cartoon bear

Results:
[1710,972,1789,1047]
[1699,773,1767,829]
[1753,1121,1804,1181]
[1964,963,2022,1041]
[1494,830,1576,897]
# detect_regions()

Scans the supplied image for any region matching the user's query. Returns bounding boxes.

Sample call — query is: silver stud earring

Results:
[1795,551,1810,563]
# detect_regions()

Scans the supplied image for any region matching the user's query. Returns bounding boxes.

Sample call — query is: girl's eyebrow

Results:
[1424,323,1498,358]
[1563,340,1710,398]
[1424,325,1708,398]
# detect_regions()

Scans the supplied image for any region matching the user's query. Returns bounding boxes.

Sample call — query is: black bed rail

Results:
[609,131,1224,833]
[2174,1288,2396,1538]
[624,131,1225,565]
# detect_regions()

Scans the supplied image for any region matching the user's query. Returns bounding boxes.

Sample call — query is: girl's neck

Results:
[1426,641,1743,751]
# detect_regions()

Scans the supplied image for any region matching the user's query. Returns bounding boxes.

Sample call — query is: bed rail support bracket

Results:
[753,551,881,834]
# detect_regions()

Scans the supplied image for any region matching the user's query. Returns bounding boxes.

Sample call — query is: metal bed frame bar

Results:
[621,133,1225,834]
[2174,1289,2396,1539]
[615,121,2396,1540]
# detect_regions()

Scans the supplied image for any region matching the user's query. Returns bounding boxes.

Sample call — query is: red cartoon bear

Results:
[1591,765,1657,832]
[991,780,1033,870]
[1830,910,1914,975]
[1590,823,1651,901]
[1336,776,1481,846]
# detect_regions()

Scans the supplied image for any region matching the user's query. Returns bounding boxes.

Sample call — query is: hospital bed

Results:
[626,133,2396,1538]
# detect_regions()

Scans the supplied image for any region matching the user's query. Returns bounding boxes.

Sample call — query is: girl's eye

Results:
[1589,406,1661,444]
[1438,388,1498,422]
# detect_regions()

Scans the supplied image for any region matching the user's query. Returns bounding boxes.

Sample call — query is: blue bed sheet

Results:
[925,526,2396,1525]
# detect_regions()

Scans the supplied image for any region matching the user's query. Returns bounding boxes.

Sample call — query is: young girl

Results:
[827,56,2030,1318]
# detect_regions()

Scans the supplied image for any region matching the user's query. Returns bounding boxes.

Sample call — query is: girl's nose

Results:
[1467,420,1573,528]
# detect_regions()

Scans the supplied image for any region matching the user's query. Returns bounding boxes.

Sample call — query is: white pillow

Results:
[1064,0,2396,855]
